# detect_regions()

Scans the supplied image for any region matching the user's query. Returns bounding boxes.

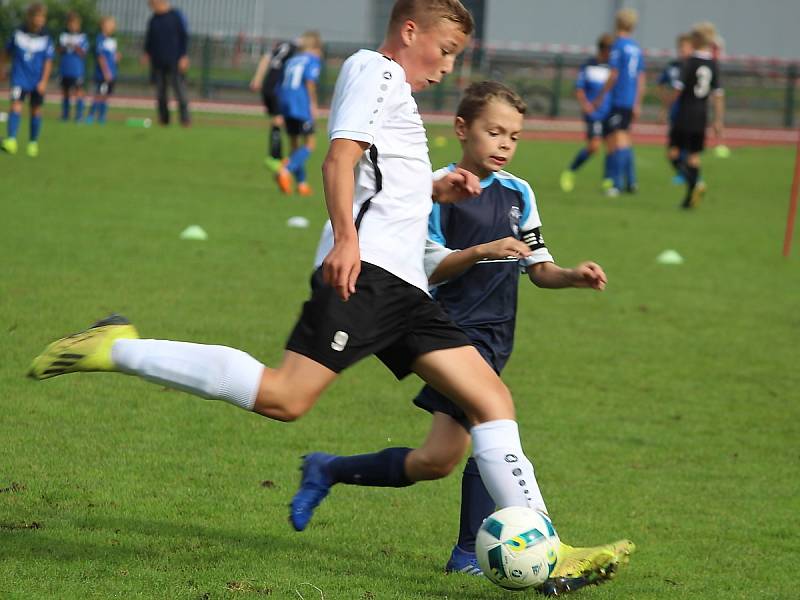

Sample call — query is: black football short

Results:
[261,90,280,116]
[669,127,705,154]
[60,76,84,92]
[585,117,610,140]
[9,86,44,108]
[95,80,116,96]
[604,107,633,132]
[286,262,471,378]
[285,117,314,136]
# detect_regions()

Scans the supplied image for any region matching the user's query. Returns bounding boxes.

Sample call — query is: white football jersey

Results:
[314,49,433,293]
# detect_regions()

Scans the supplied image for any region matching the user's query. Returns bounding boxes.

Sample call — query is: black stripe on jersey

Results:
[355,145,382,231]
[521,227,546,251]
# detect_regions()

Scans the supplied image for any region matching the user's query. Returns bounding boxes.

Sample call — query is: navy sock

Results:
[603,153,612,181]
[670,157,683,173]
[456,457,495,553]
[625,147,637,188]
[270,125,282,159]
[569,148,592,171]
[98,102,108,123]
[287,146,311,176]
[8,111,21,138]
[296,164,306,184]
[328,447,413,487]
[61,97,70,120]
[75,98,85,121]
[30,115,42,142]
[609,150,623,189]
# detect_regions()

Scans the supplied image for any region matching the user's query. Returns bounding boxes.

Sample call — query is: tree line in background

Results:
[0,0,99,41]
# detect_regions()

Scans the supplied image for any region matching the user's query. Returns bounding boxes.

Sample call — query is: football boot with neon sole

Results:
[264,157,283,173]
[290,452,336,531]
[1,138,18,155]
[28,314,139,380]
[539,539,635,596]
[559,170,575,193]
[276,168,293,194]
[445,545,483,576]
[26,141,38,158]
[689,181,706,208]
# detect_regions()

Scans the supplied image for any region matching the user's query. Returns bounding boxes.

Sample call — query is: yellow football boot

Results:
[539,539,635,596]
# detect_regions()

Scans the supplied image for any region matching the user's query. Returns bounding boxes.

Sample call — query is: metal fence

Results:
[110,32,799,128]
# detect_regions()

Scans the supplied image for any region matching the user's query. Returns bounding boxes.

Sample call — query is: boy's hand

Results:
[178,56,189,73]
[432,167,481,203]
[323,237,361,301]
[570,261,607,290]
[477,237,531,260]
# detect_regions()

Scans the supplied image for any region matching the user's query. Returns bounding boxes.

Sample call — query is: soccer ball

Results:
[476,506,560,590]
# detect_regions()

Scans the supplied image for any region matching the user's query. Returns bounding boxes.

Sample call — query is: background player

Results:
[29,1,627,590]
[289,81,631,590]
[658,33,692,184]
[86,16,120,125]
[1,2,53,158]
[669,24,724,209]
[250,38,297,172]
[275,31,322,197]
[594,9,645,196]
[560,34,613,193]
[57,11,89,123]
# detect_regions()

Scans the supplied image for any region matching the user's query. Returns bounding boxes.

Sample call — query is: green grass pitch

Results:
[1,109,798,599]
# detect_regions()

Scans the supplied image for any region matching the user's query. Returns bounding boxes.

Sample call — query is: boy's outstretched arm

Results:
[527,261,607,290]
[321,138,370,301]
[428,236,530,286]
[37,58,52,94]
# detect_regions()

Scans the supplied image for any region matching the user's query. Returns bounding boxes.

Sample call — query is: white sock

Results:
[111,339,264,411]
[471,419,548,513]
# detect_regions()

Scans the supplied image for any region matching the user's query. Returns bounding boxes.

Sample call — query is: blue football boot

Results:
[445,545,483,576]
[289,452,335,531]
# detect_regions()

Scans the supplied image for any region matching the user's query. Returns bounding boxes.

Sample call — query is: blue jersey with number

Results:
[94,34,118,81]
[428,167,551,372]
[609,36,644,109]
[279,52,321,122]
[658,59,682,123]
[575,58,611,121]
[59,31,89,79]
[6,28,54,91]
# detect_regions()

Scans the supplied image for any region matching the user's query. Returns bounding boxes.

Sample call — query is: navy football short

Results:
[669,127,705,154]
[9,86,44,108]
[585,117,610,139]
[604,107,633,133]
[95,80,116,96]
[286,262,471,378]
[285,117,314,136]
[60,76,84,92]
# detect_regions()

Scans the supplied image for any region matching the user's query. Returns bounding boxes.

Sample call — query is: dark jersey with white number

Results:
[674,52,721,132]
[262,40,297,95]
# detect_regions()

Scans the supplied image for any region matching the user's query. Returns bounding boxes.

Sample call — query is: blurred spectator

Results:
[143,0,190,126]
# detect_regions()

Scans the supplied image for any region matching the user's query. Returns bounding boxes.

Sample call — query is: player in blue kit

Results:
[290,81,634,593]
[57,12,89,122]
[593,9,645,196]
[560,34,613,193]
[86,16,120,125]
[1,2,54,158]
[275,31,322,197]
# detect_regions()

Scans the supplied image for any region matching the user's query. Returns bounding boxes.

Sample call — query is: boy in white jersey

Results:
[29,1,623,589]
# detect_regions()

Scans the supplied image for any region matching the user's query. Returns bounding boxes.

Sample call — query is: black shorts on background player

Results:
[9,87,44,108]
[286,262,471,378]
[60,76,84,92]
[585,117,609,139]
[96,80,116,96]
[604,107,633,133]
[261,89,280,116]
[669,128,705,153]
[285,117,314,136]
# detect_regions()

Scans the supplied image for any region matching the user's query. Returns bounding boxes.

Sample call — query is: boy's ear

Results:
[454,116,468,141]
[399,19,418,48]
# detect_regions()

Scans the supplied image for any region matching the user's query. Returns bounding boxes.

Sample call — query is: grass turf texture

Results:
[1,110,798,599]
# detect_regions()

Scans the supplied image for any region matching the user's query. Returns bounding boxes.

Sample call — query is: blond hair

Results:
[389,0,474,36]
[692,21,720,49]
[456,81,526,125]
[615,8,638,33]
[299,30,322,52]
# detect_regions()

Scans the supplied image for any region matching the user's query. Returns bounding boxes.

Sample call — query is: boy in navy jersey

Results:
[86,16,120,125]
[275,31,322,197]
[291,81,634,591]
[57,11,89,122]
[30,2,630,591]
[669,25,724,209]
[250,39,297,171]
[594,9,645,196]
[560,34,613,193]
[1,2,54,157]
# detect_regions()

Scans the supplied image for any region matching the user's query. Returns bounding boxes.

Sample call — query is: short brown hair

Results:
[389,0,474,36]
[456,81,526,125]
[615,8,638,33]
[26,2,47,19]
[597,33,614,52]
[66,11,81,23]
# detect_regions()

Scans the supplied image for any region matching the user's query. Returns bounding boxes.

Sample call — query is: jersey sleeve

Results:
[6,33,15,54]
[328,58,403,145]
[305,56,321,83]
[46,37,55,59]
[517,180,554,266]
[423,238,456,281]
[575,65,586,91]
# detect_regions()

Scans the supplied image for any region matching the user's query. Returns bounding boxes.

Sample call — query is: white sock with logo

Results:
[111,339,264,411]
[471,419,548,513]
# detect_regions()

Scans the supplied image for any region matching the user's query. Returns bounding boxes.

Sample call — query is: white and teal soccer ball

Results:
[476,506,560,590]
